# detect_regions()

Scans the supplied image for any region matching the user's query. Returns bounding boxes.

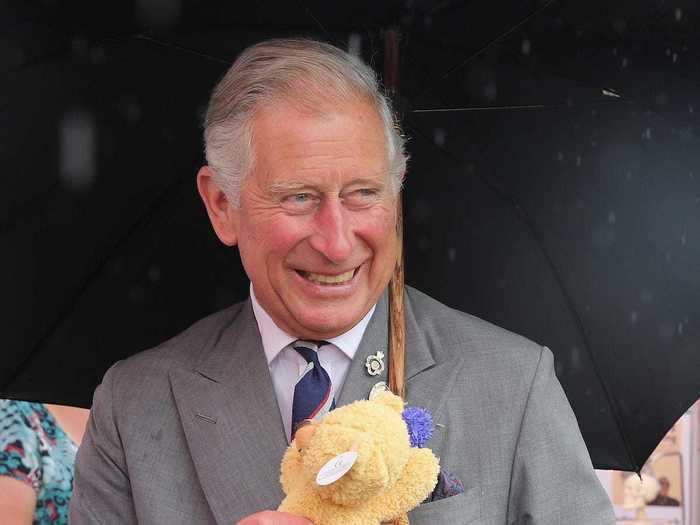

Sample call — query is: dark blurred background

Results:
[2,0,699,470]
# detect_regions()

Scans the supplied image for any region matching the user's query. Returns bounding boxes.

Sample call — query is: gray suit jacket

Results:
[70,287,614,524]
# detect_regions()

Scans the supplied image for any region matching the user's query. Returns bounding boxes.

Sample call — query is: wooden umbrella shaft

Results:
[384,26,408,525]
[388,196,405,399]
[383,26,406,400]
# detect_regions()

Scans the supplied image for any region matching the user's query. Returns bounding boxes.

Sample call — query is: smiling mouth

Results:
[297,267,358,285]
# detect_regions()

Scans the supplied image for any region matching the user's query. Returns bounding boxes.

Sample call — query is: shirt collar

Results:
[250,284,376,365]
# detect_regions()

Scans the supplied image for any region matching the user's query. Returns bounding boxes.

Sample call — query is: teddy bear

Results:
[277,391,440,525]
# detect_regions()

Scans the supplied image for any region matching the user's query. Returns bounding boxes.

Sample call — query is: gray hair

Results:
[203,38,408,207]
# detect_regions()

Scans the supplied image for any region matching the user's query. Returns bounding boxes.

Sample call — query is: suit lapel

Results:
[402,290,465,453]
[337,293,390,406]
[169,300,287,525]
[338,289,462,431]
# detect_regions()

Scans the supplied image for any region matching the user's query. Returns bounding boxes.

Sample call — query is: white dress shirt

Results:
[250,285,375,442]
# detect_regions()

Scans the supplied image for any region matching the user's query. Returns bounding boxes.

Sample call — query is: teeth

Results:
[304,269,355,284]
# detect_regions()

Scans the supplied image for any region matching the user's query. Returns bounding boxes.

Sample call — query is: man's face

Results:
[233,97,399,339]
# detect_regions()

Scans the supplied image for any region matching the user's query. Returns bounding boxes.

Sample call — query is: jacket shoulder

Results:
[97,301,247,406]
[405,286,544,368]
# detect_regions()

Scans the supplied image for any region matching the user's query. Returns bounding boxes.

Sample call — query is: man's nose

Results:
[309,198,353,263]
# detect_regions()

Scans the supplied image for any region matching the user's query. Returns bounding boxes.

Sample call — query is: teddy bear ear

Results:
[373,391,404,413]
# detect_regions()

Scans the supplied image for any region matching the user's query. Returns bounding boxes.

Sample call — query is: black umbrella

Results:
[2,0,698,472]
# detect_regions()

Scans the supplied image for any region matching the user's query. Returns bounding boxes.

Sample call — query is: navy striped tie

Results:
[291,340,336,439]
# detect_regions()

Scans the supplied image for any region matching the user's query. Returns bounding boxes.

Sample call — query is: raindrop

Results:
[678,322,684,335]
[433,128,446,147]
[680,233,686,245]
[612,47,618,56]
[626,171,632,180]
[591,140,597,147]
[424,15,432,26]
[135,0,182,29]
[521,39,531,56]
[570,346,581,368]
[642,127,651,140]
[640,288,654,304]
[608,211,616,224]
[621,57,628,68]
[672,52,678,64]
[613,18,627,33]
[656,92,668,106]
[690,171,694,179]
[690,105,694,113]
[675,7,683,21]
[576,155,581,167]
[126,102,141,122]
[630,311,638,324]
[557,152,564,161]
[59,108,97,191]
[448,248,456,262]
[483,81,498,101]
[347,33,362,57]
[148,265,161,283]
[666,48,672,56]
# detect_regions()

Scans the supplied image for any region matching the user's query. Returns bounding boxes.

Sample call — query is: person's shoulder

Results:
[405,285,543,366]
[0,400,42,482]
[0,399,45,427]
[100,300,247,395]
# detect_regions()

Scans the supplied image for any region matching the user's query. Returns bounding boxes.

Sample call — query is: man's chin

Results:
[290,306,368,339]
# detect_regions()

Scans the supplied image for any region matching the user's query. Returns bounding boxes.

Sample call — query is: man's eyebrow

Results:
[344,177,387,188]
[267,181,314,194]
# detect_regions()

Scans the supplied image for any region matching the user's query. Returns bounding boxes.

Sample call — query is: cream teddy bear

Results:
[278,392,440,525]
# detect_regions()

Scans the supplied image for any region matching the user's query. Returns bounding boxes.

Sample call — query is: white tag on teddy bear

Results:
[316,451,358,486]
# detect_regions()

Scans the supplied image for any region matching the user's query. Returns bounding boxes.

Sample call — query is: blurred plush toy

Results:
[278,392,440,525]
[623,473,660,522]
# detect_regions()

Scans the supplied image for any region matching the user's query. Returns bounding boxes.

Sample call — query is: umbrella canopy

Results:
[2,0,699,472]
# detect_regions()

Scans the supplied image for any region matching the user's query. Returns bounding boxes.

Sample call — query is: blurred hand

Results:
[235,510,314,525]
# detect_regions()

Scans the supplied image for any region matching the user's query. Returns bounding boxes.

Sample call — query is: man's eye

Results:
[281,192,319,212]
[343,188,381,208]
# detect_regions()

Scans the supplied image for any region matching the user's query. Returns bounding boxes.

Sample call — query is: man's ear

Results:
[196,166,239,246]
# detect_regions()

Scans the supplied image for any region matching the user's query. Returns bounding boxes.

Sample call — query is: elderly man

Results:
[70,39,614,524]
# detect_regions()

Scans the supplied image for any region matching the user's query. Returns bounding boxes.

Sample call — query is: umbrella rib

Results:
[411,0,559,102]
[405,116,639,470]
[412,98,630,113]
[132,34,231,65]
[295,0,330,38]
[413,104,551,112]
[1,172,192,393]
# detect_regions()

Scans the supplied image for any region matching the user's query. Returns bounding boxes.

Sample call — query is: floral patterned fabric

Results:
[0,400,77,524]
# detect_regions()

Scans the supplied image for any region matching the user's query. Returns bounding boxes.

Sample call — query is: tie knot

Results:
[293,340,329,364]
